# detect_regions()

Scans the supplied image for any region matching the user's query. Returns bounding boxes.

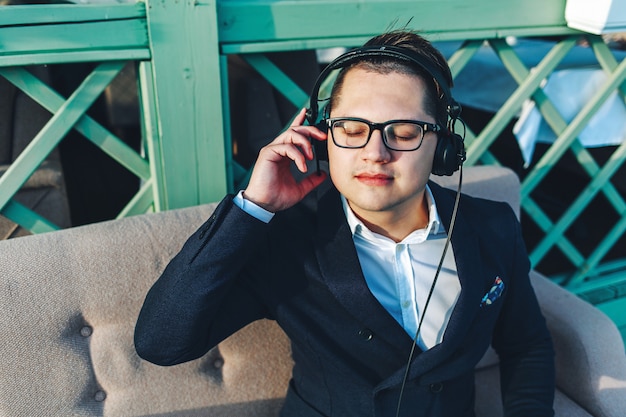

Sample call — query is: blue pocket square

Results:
[480,276,504,307]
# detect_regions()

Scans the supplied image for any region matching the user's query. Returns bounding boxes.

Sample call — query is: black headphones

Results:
[305,45,466,176]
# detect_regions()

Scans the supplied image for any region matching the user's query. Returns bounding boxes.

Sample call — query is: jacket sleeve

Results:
[134,195,272,366]
[492,208,555,416]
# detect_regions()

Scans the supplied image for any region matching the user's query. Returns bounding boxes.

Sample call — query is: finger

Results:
[275,129,318,161]
[273,125,319,146]
[262,143,309,173]
[287,126,327,156]
[284,145,310,173]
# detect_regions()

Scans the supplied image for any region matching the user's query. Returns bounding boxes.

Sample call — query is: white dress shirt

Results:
[341,187,460,350]
[234,186,461,350]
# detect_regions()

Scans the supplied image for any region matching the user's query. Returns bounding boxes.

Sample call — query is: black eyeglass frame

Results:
[325,117,441,151]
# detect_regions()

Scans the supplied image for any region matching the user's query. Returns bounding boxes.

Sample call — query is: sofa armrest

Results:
[530,271,626,417]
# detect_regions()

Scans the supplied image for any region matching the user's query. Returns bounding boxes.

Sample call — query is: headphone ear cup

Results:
[432,132,464,176]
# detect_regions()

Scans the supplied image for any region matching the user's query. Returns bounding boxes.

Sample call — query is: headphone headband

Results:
[306,45,461,125]
[306,43,466,177]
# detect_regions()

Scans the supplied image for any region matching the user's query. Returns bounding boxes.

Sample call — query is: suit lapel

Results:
[313,187,414,352]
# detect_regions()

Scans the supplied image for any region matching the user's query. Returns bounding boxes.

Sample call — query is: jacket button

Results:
[358,328,373,341]
[429,382,443,393]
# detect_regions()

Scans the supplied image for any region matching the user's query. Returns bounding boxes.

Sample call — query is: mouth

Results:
[354,172,394,186]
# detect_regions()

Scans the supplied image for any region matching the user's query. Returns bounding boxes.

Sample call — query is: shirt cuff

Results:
[233,190,275,224]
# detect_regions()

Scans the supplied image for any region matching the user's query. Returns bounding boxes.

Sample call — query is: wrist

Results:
[241,191,269,210]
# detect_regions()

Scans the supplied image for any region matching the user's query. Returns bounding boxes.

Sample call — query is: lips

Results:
[355,172,393,186]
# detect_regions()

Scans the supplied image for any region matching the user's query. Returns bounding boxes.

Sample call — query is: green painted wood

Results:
[0,66,150,180]
[0,20,148,57]
[447,40,483,78]
[0,62,123,211]
[1,200,59,234]
[137,60,166,212]
[192,2,230,206]
[221,26,581,54]
[0,3,145,26]
[217,0,569,45]
[145,0,227,209]
[0,49,150,68]
[592,36,626,98]
[0,3,149,66]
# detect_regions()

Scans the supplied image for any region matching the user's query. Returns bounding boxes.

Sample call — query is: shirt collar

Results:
[341,184,444,244]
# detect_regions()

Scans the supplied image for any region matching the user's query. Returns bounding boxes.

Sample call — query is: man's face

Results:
[327,67,438,226]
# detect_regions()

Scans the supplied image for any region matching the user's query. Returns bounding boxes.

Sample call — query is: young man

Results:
[135,30,555,416]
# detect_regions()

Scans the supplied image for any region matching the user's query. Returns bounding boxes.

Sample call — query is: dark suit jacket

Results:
[135,181,555,417]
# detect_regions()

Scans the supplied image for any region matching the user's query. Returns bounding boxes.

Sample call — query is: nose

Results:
[361,128,390,162]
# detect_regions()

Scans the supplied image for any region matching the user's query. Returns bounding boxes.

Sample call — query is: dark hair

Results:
[328,30,453,126]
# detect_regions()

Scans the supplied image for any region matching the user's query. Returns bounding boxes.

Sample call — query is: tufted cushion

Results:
[0,204,291,416]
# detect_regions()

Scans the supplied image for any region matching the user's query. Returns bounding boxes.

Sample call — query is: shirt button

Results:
[429,382,444,393]
[358,328,373,341]
[402,300,411,309]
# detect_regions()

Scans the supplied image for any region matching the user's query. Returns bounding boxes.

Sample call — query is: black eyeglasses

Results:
[325,117,440,151]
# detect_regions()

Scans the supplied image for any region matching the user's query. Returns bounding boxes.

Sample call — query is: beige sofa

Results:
[0,166,624,416]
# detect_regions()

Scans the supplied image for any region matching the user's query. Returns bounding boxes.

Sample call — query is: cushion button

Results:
[213,358,224,369]
[94,390,106,402]
[80,326,92,337]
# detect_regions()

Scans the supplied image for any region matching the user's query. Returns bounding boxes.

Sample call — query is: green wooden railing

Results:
[1,0,625,335]
[0,1,227,223]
